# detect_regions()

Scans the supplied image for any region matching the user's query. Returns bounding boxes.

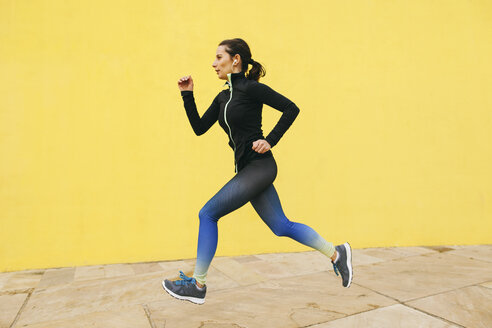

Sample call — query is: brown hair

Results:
[219,38,266,82]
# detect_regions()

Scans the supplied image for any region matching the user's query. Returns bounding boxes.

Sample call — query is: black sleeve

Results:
[181,90,220,136]
[247,82,300,148]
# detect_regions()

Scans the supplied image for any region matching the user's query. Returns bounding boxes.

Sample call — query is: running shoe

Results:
[162,271,206,304]
[331,242,353,287]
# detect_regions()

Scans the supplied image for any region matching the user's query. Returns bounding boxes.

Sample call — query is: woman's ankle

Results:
[330,250,338,262]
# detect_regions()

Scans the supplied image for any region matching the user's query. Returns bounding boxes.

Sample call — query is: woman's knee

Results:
[199,206,218,223]
[271,226,287,237]
[270,219,293,237]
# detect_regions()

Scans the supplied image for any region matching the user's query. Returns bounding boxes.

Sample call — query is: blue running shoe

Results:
[331,242,353,287]
[162,271,206,304]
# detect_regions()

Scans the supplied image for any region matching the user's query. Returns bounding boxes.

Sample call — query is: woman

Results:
[162,38,353,305]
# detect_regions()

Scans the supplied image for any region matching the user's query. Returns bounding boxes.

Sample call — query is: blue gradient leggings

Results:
[193,155,335,285]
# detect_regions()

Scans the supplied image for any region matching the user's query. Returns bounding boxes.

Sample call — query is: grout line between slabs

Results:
[402,279,492,303]
[9,288,33,328]
[404,303,465,328]
[142,303,157,328]
[350,282,466,328]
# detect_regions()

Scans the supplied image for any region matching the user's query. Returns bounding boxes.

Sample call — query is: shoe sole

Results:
[343,242,353,288]
[161,280,205,305]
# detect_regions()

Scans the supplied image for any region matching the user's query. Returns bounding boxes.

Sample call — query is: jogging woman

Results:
[162,38,353,304]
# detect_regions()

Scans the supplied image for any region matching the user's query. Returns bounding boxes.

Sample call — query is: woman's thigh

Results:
[249,183,288,233]
[200,156,277,220]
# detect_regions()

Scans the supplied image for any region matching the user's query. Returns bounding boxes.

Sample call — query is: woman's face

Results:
[212,45,239,80]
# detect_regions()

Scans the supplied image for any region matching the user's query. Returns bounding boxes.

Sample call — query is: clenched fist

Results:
[178,75,193,91]
[252,139,271,154]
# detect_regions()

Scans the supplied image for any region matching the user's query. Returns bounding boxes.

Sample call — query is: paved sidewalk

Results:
[1,245,491,328]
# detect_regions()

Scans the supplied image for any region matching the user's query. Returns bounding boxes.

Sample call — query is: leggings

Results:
[193,155,335,285]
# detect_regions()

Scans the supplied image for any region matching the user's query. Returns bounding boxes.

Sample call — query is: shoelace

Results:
[174,270,197,286]
[332,261,340,276]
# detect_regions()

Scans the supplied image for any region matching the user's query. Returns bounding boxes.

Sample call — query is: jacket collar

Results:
[224,71,246,87]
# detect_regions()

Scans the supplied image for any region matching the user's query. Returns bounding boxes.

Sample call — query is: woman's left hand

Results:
[252,139,271,153]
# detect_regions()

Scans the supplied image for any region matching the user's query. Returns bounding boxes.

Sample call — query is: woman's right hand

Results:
[178,75,194,91]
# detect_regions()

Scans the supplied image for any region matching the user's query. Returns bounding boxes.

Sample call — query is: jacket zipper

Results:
[224,73,237,173]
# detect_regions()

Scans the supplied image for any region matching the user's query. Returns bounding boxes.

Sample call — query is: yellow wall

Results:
[1,0,491,272]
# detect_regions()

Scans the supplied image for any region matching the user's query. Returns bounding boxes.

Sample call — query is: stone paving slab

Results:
[2,270,44,291]
[406,285,492,328]
[147,272,395,328]
[147,271,396,328]
[20,305,150,328]
[15,270,169,327]
[0,245,491,328]
[0,293,28,328]
[73,265,106,282]
[446,245,492,263]
[37,267,76,289]
[102,263,135,278]
[131,262,165,275]
[356,246,436,261]
[0,272,13,291]
[13,266,240,327]
[212,256,269,286]
[353,251,492,302]
[158,259,195,273]
[309,304,460,328]
[252,250,345,278]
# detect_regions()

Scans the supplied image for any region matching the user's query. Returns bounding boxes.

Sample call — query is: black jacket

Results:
[181,71,300,173]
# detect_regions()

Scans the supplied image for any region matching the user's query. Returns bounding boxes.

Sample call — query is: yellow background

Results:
[1,0,491,272]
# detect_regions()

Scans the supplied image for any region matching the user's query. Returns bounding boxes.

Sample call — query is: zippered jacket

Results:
[181,71,300,173]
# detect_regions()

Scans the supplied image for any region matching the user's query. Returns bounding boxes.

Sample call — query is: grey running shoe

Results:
[162,271,206,304]
[331,242,353,287]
